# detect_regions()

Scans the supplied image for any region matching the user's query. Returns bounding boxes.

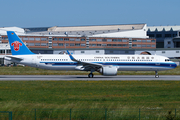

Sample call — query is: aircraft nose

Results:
[173,62,177,68]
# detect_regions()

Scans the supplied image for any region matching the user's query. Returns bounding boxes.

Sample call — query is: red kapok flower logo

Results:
[11,41,22,51]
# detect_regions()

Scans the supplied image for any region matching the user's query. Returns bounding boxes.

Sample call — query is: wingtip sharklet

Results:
[67,50,76,61]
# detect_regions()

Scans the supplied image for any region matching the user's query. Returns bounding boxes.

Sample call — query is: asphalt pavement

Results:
[0,75,179,81]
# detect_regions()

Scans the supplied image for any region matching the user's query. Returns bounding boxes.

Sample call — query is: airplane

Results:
[5,31,177,78]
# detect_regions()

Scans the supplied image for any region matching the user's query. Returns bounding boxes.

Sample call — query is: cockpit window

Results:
[165,59,171,62]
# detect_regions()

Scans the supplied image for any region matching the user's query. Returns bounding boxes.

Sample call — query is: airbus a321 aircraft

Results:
[5,31,177,78]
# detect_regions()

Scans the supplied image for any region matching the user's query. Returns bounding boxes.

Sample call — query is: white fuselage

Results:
[9,54,177,71]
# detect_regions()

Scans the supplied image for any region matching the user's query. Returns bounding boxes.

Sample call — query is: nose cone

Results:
[172,62,177,68]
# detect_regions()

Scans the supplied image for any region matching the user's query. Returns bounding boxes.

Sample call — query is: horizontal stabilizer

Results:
[5,56,23,61]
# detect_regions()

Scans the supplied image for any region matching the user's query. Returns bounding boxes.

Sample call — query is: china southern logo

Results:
[11,41,22,51]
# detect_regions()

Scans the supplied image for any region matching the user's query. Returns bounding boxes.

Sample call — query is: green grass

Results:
[0,81,180,119]
[0,66,179,75]
[0,66,180,119]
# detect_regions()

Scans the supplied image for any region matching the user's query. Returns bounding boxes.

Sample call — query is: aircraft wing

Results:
[67,50,102,71]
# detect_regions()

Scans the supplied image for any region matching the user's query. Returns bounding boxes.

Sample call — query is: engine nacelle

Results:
[98,66,117,76]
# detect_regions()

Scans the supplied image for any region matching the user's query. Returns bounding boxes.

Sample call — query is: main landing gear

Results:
[88,73,94,78]
[155,71,159,78]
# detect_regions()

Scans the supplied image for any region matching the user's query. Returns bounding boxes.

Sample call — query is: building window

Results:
[107,44,111,46]
[97,39,101,42]
[81,39,85,41]
[7,50,11,53]
[41,43,47,46]
[75,43,80,46]
[132,44,137,47]
[147,45,151,47]
[102,44,106,46]
[117,39,122,42]
[96,51,99,53]
[29,43,34,46]
[70,43,74,46]
[156,34,162,38]
[142,45,146,47]
[147,40,151,42]
[90,39,96,41]
[112,39,117,42]
[0,50,5,53]
[176,51,179,53]
[53,38,57,41]
[123,44,127,47]
[81,51,85,53]
[64,38,69,41]
[102,39,107,42]
[29,38,34,40]
[58,43,63,46]
[41,38,47,41]
[107,39,112,42]
[91,44,96,46]
[142,40,146,42]
[165,34,172,37]
[132,40,137,42]
[122,39,127,42]
[137,45,141,47]
[35,43,40,46]
[35,38,40,41]
[48,43,52,47]
[148,34,155,38]
[70,38,74,41]
[137,40,141,42]
[81,44,85,46]
[59,38,63,41]
[53,43,58,46]
[152,40,155,42]
[76,39,80,41]
[152,45,155,47]
[162,51,165,53]
[117,44,122,46]
[3,37,8,40]
[97,44,101,46]
[23,38,28,40]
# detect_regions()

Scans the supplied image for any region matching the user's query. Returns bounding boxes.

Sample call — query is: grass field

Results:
[0,66,179,75]
[0,81,180,119]
[0,66,180,119]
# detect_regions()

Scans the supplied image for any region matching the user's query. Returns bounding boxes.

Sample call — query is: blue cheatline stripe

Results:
[40,62,177,68]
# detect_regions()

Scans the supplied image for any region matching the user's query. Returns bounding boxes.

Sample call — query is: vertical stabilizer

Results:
[7,31,34,55]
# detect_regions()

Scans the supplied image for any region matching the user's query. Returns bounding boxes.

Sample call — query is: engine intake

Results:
[98,66,117,76]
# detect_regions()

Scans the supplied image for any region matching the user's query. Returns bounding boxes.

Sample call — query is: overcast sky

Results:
[0,0,179,28]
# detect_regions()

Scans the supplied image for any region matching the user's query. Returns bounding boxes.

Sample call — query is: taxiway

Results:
[0,75,180,81]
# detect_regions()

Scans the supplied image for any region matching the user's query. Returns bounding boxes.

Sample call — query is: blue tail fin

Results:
[7,31,34,55]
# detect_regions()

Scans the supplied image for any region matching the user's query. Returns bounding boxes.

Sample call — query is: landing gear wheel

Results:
[88,73,94,78]
[155,71,159,78]
[155,75,159,78]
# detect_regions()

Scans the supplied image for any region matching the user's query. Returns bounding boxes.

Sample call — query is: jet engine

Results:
[97,66,118,76]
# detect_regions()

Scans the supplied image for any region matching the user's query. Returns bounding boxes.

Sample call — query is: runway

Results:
[0,75,180,81]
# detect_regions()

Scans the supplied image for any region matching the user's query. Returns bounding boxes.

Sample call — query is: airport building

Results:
[0,24,180,65]
[147,25,180,48]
